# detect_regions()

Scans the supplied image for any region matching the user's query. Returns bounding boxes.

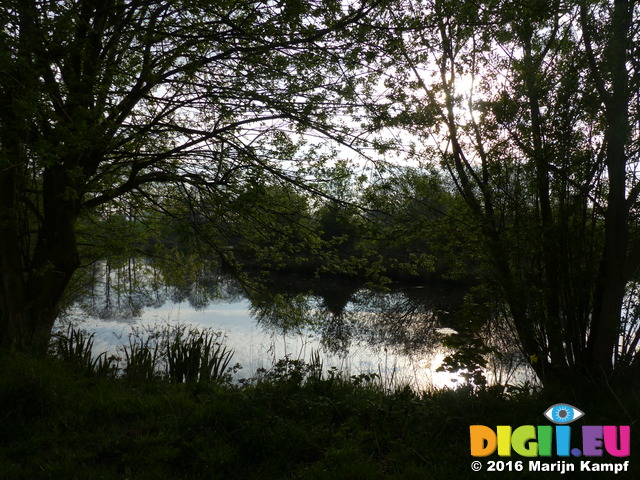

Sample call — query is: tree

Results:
[361,165,479,280]
[0,0,386,353]
[380,0,640,388]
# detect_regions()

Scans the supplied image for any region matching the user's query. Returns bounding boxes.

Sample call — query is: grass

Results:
[1,347,639,479]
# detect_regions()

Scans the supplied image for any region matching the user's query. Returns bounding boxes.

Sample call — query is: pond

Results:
[57,257,534,390]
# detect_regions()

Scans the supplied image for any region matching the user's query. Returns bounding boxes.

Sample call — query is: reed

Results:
[50,324,118,377]
[50,322,234,383]
[121,333,160,382]
[165,326,233,383]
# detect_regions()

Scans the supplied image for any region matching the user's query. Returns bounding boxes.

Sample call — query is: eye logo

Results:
[544,403,584,424]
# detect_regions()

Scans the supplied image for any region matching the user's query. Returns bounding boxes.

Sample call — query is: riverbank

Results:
[1,353,638,479]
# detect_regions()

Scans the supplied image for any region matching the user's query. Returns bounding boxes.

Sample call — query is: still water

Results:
[58,258,532,390]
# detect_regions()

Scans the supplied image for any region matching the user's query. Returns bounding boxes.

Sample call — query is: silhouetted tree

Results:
[0,0,386,352]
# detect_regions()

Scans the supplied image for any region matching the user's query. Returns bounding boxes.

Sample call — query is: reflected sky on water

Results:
[59,258,534,389]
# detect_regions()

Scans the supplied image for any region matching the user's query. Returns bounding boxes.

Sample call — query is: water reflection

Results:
[62,258,533,389]
[76,257,246,321]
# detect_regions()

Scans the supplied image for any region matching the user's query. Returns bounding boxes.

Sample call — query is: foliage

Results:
[120,330,162,383]
[165,326,234,384]
[254,352,325,386]
[2,351,638,479]
[49,322,236,384]
[50,324,119,378]
[360,165,481,280]
[5,0,639,395]
[0,0,390,352]
[373,0,640,387]
[436,286,499,387]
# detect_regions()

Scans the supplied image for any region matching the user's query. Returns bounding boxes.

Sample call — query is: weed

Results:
[121,333,160,382]
[50,324,118,377]
[165,326,233,383]
[51,322,235,384]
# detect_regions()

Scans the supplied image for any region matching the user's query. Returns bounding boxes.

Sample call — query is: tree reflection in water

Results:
[61,258,536,389]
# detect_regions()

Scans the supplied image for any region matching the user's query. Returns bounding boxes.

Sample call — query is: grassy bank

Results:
[1,353,638,479]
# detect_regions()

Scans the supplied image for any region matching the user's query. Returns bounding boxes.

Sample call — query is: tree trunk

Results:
[585,0,632,378]
[0,165,81,354]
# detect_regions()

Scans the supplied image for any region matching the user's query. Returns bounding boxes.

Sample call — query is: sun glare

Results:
[430,351,467,390]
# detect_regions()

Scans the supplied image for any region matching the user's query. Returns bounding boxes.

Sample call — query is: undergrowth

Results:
[1,327,638,479]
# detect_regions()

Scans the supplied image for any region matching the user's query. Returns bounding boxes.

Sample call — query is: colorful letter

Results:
[582,426,604,456]
[497,426,512,456]
[470,425,497,456]
[537,425,553,456]
[604,426,630,457]
[511,425,537,457]
[556,426,571,456]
